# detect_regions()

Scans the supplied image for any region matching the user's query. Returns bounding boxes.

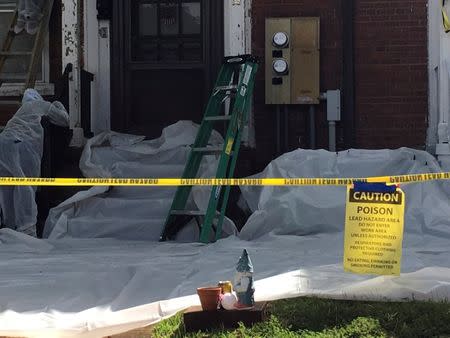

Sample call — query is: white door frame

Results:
[62,0,83,146]
[83,0,111,135]
[224,0,254,147]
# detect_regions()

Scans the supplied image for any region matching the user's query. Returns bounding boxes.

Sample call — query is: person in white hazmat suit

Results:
[14,0,45,35]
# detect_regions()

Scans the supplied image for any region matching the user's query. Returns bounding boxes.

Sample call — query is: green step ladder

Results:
[160,55,259,244]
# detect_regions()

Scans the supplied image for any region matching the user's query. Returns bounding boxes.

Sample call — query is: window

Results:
[131,0,203,62]
[0,1,51,96]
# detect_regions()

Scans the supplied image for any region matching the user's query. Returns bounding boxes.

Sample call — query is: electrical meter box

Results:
[265,17,320,105]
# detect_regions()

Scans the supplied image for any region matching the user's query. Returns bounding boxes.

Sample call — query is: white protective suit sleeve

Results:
[0,89,69,236]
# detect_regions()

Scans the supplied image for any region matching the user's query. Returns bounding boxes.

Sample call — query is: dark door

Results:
[111,0,223,137]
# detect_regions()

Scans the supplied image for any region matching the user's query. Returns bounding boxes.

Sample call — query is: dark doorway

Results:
[111,0,224,137]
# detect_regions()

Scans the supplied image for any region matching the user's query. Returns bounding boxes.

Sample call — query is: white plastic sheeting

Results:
[0,230,449,337]
[239,148,450,240]
[44,121,237,241]
[2,134,450,337]
[0,89,69,236]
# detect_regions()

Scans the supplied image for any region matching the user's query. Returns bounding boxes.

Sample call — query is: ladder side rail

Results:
[25,0,55,90]
[0,11,18,82]
[214,129,244,241]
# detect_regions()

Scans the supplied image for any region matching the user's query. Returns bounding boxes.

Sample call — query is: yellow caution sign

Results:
[343,186,405,276]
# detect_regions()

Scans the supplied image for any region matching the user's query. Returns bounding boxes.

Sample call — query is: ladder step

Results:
[171,210,220,217]
[214,85,238,92]
[171,210,206,216]
[0,75,27,80]
[204,116,232,122]
[0,100,21,106]
[0,52,32,57]
[192,146,223,155]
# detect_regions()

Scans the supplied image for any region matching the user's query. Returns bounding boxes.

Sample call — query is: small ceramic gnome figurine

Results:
[234,249,255,309]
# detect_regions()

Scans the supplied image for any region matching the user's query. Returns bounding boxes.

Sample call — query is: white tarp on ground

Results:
[1,124,450,337]
[239,148,450,240]
[0,89,69,236]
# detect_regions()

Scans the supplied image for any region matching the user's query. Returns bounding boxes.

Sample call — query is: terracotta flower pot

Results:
[197,287,222,311]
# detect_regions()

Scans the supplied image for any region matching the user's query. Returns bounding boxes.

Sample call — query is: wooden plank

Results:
[25,0,55,90]
[0,11,18,77]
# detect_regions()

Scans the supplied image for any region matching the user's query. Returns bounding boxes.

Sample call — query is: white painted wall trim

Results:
[224,0,251,56]
[83,0,111,134]
[62,0,83,147]
[428,0,440,153]
[430,0,450,166]
[224,0,254,147]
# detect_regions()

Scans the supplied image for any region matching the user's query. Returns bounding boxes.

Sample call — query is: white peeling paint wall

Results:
[224,0,252,55]
[431,0,450,168]
[224,0,255,147]
[62,0,84,146]
[83,0,111,134]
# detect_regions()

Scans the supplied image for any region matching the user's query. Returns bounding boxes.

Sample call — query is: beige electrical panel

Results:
[265,17,320,105]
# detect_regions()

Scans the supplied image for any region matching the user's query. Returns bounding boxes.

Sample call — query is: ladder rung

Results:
[204,116,232,122]
[171,210,206,216]
[0,74,27,79]
[214,85,238,92]
[171,210,220,217]
[0,52,32,57]
[192,146,223,155]
[0,100,21,106]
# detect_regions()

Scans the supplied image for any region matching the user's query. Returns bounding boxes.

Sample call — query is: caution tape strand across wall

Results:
[1,172,450,186]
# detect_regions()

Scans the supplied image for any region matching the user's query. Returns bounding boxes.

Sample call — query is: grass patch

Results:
[152,297,450,338]
[270,297,450,337]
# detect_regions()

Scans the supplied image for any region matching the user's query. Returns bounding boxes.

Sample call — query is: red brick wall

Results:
[251,0,428,166]
[354,0,428,149]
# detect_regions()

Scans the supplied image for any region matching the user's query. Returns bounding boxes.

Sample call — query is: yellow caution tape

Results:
[1,172,450,186]
[444,0,450,33]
